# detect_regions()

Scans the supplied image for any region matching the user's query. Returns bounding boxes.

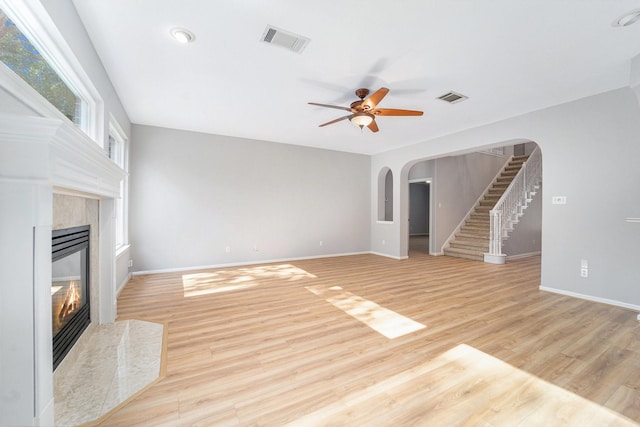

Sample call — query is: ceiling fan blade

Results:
[362,87,390,110]
[318,114,354,127]
[374,108,423,116]
[308,102,353,112]
[367,120,379,133]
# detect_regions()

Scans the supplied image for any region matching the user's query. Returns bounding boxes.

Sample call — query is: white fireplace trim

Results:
[0,67,125,426]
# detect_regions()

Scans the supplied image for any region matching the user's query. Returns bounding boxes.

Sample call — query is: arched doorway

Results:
[400,141,542,262]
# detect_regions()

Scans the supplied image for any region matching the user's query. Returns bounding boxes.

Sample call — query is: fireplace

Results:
[52,225,91,370]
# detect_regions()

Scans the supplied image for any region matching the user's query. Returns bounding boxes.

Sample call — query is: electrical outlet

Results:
[552,196,567,205]
[580,259,588,269]
[253,245,259,252]
[128,259,133,268]
[382,239,386,245]
[225,246,231,253]
[319,241,323,247]
[580,268,588,278]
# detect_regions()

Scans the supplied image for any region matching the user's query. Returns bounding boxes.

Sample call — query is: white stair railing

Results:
[488,147,542,258]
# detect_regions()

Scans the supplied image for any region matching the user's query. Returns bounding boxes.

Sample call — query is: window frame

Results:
[109,116,129,252]
[0,0,103,143]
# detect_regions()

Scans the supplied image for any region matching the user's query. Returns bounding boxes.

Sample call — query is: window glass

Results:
[0,8,82,124]
[109,127,128,250]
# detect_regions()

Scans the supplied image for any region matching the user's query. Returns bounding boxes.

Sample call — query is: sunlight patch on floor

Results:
[182,264,316,297]
[287,344,637,426]
[306,285,425,339]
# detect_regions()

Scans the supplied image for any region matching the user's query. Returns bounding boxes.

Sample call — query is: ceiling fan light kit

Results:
[309,87,423,133]
[350,112,374,128]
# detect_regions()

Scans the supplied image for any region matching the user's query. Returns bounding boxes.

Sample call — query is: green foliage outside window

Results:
[0,9,79,122]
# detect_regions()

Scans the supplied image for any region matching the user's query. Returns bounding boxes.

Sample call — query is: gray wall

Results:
[129,125,371,272]
[408,159,434,181]
[371,88,640,308]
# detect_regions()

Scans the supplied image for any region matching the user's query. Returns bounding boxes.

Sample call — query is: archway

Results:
[399,141,542,262]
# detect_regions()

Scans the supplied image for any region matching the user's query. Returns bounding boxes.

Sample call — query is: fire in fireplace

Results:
[52,225,91,370]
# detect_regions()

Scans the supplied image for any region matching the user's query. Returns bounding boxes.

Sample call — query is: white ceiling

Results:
[72,0,640,155]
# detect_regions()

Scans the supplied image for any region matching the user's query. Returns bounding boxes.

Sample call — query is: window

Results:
[0,1,102,141]
[109,119,128,251]
[0,8,82,124]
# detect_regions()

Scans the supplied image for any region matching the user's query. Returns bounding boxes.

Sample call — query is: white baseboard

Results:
[484,253,506,264]
[116,273,132,296]
[506,251,541,261]
[539,286,640,312]
[371,251,408,260]
[132,251,373,275]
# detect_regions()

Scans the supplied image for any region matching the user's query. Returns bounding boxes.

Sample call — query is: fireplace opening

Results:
[52,225,91,370]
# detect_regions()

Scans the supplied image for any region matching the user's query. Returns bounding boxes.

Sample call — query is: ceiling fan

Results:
[308,87,423,132]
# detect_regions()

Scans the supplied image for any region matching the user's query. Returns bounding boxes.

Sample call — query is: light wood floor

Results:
[102,253,640,426]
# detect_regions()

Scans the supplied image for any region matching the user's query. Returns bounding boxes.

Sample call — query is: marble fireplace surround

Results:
[0,110,126,426]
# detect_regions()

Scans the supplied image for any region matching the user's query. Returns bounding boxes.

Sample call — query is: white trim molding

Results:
[0,0,104,141]
[540,286,640,312]
[506,251,541,261]
[0,113,125,196]
[132,252,373,275]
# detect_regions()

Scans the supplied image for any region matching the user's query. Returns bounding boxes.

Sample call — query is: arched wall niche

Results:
[377,167,394,222]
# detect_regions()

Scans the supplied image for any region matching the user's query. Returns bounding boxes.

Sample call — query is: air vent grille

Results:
[261,25,310,53]
[437,91,468,104]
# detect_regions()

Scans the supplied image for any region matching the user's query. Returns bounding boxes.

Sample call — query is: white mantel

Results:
[0,81,125,425]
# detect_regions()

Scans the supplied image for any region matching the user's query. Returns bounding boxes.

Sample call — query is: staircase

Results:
[443,155,529,261]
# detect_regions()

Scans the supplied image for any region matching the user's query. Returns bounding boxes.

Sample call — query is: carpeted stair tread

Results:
[443,247,484,261]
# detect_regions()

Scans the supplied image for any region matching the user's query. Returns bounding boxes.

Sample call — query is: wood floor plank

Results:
[99,253,640,426]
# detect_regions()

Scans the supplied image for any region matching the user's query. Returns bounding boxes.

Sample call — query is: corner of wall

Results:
[631,53,640,105]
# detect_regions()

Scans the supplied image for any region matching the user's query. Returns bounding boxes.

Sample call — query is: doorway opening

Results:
[409,179,431,255]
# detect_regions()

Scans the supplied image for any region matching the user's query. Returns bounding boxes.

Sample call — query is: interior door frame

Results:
[408,178,434,255]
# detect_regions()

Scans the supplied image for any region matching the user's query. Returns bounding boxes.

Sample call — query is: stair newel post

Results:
[489,209,502,255]
[522,160,527,197]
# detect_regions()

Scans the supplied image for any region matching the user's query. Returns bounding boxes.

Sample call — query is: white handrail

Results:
[488,147,542,256]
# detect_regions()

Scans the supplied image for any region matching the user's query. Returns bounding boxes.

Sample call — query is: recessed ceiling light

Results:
[613,9,640,27]
[170,28,195,43]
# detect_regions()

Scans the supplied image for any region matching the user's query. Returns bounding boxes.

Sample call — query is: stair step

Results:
[456,232,490,242]
[443,247,484,262]
[450,240,489,251]
[460,225,490,234]
[468,214,490,221]
[466,219,489,227]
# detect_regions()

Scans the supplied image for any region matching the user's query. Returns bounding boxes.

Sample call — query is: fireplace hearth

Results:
[52,225,91,370]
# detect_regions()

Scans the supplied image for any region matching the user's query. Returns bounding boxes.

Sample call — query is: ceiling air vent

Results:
[437,91,468,104]
[261,25,310,53]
